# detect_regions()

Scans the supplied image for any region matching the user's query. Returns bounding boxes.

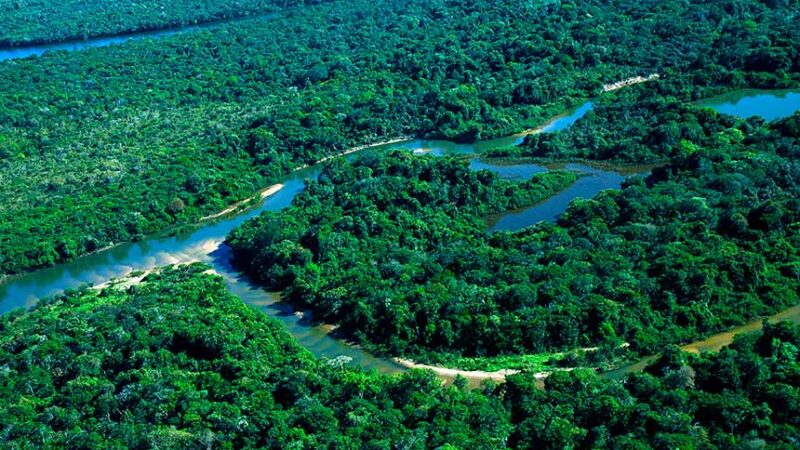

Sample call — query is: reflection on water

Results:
[0,165,315,314]
[540,101,594,132]
[209,244,405,374]
[2,86,793,379]
[697,88,800,122]
[0,104,608,372]
[487,164,626,232]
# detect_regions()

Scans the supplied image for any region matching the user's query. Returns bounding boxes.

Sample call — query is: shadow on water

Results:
[208,244,405,374]
[0,164,317,313]
[0,100,608,372]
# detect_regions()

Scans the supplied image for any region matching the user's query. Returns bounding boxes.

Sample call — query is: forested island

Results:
[2,0,799,276]
[1,265,798,448]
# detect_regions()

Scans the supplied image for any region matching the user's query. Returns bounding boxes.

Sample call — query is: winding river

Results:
[0,101,631,374]
[1,80,799,379]
[600,88,800,379]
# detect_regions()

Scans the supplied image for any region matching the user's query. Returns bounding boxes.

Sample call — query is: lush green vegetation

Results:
[487,82,737,162]
[227,153,580,358]
[425,348,594,373]
[503,320,800,449]
[0,264,511,448]
[3,0,800,445]
[2,263,800,448]
[2,0,800,276]
[0,0,329,46]
[229,94,800,365]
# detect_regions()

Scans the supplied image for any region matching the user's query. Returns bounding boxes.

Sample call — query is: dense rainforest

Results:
[2,0,800,447]
[228,90,800,366]
[2,0,800,276]
[1,264,799,448]
[487,83,739,163]
[0,0,331,46]
[501,320,800,449]
[0,265,511,449]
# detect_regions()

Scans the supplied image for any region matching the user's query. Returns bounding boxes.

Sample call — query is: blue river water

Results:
[697,88,800,122]
[0,101,602,373]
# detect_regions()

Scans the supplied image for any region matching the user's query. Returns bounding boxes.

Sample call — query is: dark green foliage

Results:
[1,262,798,448]
[2,0,800,446]
[229,102,800,361]
[502,321,800,449]
[2,0,800,275]
[228,152,578,358]
[0,264,511,448]
[489,85,743,162]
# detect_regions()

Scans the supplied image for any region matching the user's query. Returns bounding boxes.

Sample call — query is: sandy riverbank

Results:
[293,136,413,171]
[91,261,211,291]
[199,136,412,222]
[200,183,285,222]
[316,137,413,163]
[92,267,160,291]
[394,357,528,384]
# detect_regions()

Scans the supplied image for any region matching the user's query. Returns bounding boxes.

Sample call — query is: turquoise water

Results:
[540,101,594,132]
[5,86,793,375]
[698,88,800,121]
[2,16,797,380]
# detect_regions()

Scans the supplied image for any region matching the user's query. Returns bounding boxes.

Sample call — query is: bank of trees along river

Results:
[2,0,800,276]
[2,265,800,448]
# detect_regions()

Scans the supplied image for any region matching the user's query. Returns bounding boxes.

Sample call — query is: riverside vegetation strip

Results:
[1,0,800,276]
